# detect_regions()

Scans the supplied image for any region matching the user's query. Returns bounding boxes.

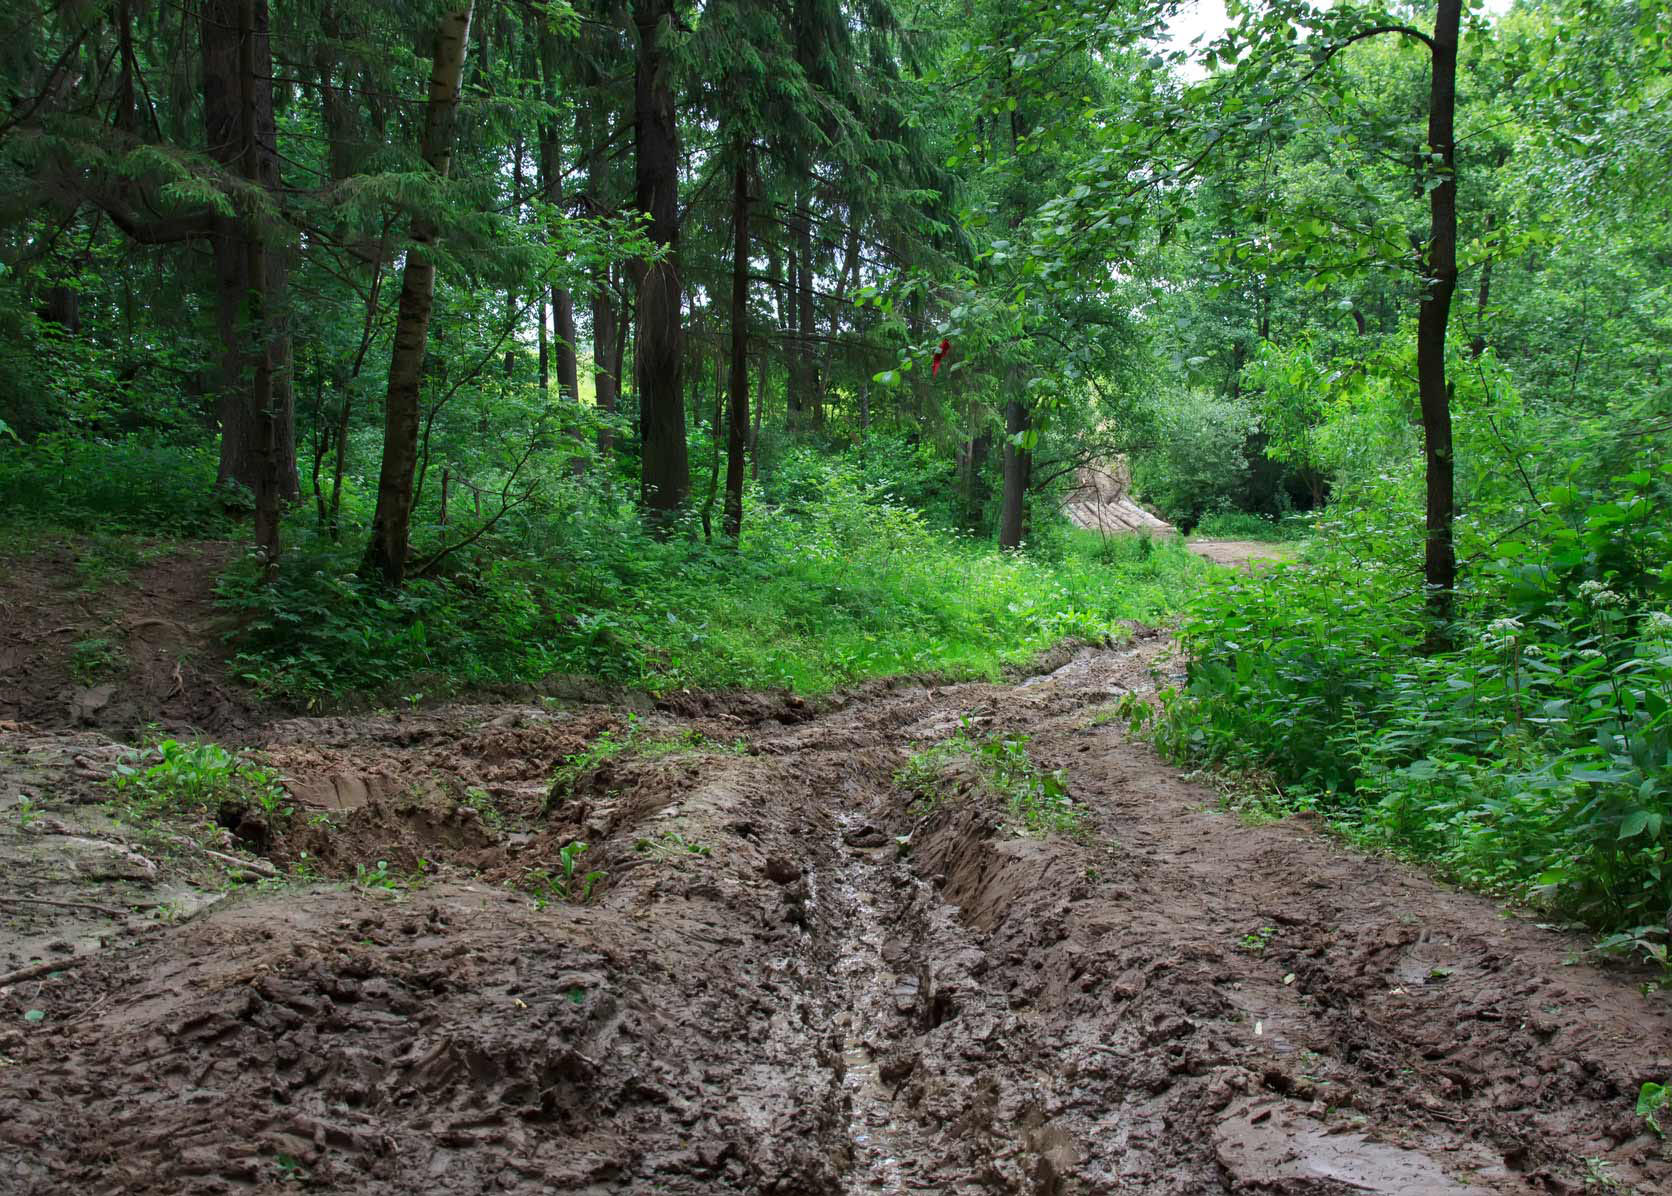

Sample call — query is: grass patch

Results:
[70,636,126,684]
[898,718,1087,837]
[216,465,1210,708]
[1190,509,1314,542]
[544,717,748,812]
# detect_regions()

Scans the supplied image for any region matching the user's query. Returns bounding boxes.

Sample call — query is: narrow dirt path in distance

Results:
[3,632,1669,1194]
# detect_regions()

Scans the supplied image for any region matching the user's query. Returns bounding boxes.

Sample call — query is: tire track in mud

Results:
[2,636,1670,1194]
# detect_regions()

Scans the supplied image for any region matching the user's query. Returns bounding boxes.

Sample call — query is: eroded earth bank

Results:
[2,634,1670,1194]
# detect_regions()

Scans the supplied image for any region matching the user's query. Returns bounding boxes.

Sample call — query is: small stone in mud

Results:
[843,824,889,848]
[763,856,799,885]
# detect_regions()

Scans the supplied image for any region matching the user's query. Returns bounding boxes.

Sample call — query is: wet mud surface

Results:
[3,632,1671,1193]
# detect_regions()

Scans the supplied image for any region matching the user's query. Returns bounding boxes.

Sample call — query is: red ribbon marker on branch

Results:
[932,338,951,378]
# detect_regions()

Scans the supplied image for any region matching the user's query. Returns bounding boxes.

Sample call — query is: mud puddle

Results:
[3,634,1671,1194]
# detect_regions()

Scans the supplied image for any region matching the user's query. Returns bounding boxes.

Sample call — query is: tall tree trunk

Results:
[630,0,688,515]
[1418,0,1461,635]
[236,0,281,569]
[795,199,818,426]
[751,347,766,478]
[583,84,619,457]
[201,0,299,511]
[538,33,579,402]
[782,234,803,430]
[594,277,621,457]
[361,4,474,587]
[516,135,548,394]
[723,147,749,540]
[998,392,1029,550]
[816,217,860,414]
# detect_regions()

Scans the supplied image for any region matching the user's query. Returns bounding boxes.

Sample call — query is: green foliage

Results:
[899,717,1086,837]
[1638,1080,1669,1138]
[220,459,1208,707]
[1239,926,1277,954]
[69,637,126,685]
[546,719,641,810]
[0,436,231,537]
[1192,510,1313,542]
[108,739,288,821]
[1157,464,1672,940]
[519,841,604,907]
[1128,390,1258,530]
[633,831,713,860]
[354,859,401,892]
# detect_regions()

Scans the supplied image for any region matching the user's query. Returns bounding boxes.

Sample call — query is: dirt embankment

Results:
[0,538,255,735]
[2,630,1670,1194]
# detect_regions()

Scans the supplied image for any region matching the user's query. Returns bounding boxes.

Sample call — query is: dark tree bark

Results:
[630,0,689,515]
[794,199,819,426]
[594,275,622,456]
[1417,0,1461,635]
[782,232,804,429]
[538,33,579,402]
[200,0,299,512]
[581,78,621,457]
[723,146,749,540]
[998,393,1029,549]
[362,4,474,587]
[751,346,766,478]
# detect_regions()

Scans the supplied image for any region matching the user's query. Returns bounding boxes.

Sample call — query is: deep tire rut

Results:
[3,637,1670,1194]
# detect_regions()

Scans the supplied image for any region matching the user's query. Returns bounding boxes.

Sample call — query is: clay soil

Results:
[2,553,1670,1195]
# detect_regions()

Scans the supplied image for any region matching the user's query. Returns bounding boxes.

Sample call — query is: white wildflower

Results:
[1483,616,1524,648]
[1577,580,1624,609]
[1645,611,1672,637]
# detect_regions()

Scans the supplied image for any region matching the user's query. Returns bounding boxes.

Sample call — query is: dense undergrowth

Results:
[215,475,1202,704]
[1156,460,1672,945]
[1,433,1207,706]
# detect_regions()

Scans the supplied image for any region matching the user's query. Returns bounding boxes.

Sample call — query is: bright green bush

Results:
[1191,510,1313,542]
[1158,461,1672,938]
[219,460,1209,706]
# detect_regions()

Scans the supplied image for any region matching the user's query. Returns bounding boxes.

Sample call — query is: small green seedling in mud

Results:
[21,1010,45,1024]
[1582,1156,1629,1192]
[633,830,712,860]
[108,738,287,823]
[15,795,40,829]
[273,1154,307,1184]
[896,717,1086,838]
[1239,926,1276,954]
[1593,926,1672,976]
[519,841,605,908]
[403,692,424,712]
[1087,691,1153,735]
[546,719,640,811]
[70,636,126,685]
[1638,1080,1669,1138]
[461,786,505,830]
[355,859,400,892]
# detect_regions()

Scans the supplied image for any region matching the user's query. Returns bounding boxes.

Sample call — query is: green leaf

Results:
[1619,809,1652,839]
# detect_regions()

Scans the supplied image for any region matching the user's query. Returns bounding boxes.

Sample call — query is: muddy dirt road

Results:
[2,632,1670,1194]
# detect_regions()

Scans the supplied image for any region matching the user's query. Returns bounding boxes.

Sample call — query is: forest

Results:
[1,0,1671,1192]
